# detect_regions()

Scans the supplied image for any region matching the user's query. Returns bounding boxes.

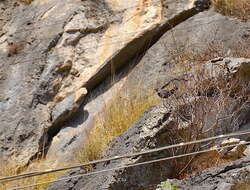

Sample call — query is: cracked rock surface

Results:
[157,157,250,190]
[0,0,114,165]
[47,57,250,189]
[46,102,180,190]
[0,0,211,165]
[0,0,250,170]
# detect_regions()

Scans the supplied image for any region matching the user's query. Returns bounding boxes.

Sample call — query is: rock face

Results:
[47,56,250,189]
[157,157,250,190]
[46,9,250,163]
[1,0,250,189]
[0,0,249,171]
[0,0,213,165]
[46,102,185,190]
[0,0,90,164]
[50,88,87,136]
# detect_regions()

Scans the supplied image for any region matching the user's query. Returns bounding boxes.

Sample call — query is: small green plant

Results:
[160,181,179,190]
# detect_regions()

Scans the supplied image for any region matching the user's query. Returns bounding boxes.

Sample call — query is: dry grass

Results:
[77,89,160,163]
[233,183,250,190]
[178,150,235,179]
[212,0,250,20]
[0,159,63,190]
[168,68,250,178]
[163,38,250,178]
[168,41,250,77]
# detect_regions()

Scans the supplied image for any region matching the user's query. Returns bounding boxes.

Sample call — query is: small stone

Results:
[79,169,86,174]
[51,88,88,125]
[216,138,247,159]
[220,138,241,147]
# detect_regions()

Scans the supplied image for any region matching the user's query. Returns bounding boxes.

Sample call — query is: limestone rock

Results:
[45,0,214,162]
[204,57,250,79]
[47,89,250,189]
[47,10,250,163]
[0,0,85,165]
[157,157,250,190]
[51,88,87,126]
[244,146,250,157]
[46,102,184,190]
[213,138,247,159]
[0,0,249,171]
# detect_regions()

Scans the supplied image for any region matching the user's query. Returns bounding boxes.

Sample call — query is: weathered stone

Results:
[157,157,250,190]
[81,0,210,91]
[204,57,250,78]
[51,88,87,126]
[47,54,250,189]
[0,0,85,165]
[244,146,250,157]
[220,138,241,147]
[213,138,247,159]
[56,60,73,72]
[47,87,250,190]
[46,102,181,190]
[43,0,210,162]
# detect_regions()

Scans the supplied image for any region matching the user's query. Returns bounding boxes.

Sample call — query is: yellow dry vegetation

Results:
[0,88,159,189]
[77,89,160,163]
[0,159,63,190]
[212,0,250,19]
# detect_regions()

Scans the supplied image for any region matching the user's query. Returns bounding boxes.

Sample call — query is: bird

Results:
[155,86,178,99]
[154,78,188,99]
[194,0,211,11]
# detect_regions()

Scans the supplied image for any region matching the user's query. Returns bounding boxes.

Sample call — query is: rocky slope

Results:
[0,0,250,189]
[47,102,175,190]
[47,56,250,190]
[157,157,250,190]
[0,0,213,165]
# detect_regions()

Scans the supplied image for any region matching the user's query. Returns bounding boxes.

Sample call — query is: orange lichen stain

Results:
[94,24,119,67]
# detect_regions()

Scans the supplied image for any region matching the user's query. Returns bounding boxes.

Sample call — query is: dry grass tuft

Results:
[169,41,250,76]
[163,39,250,178]
[77,89,160,163]
[169,67,250,178]
[212,0,250,20]
[178,150,235,179]
[0,159,63,190]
